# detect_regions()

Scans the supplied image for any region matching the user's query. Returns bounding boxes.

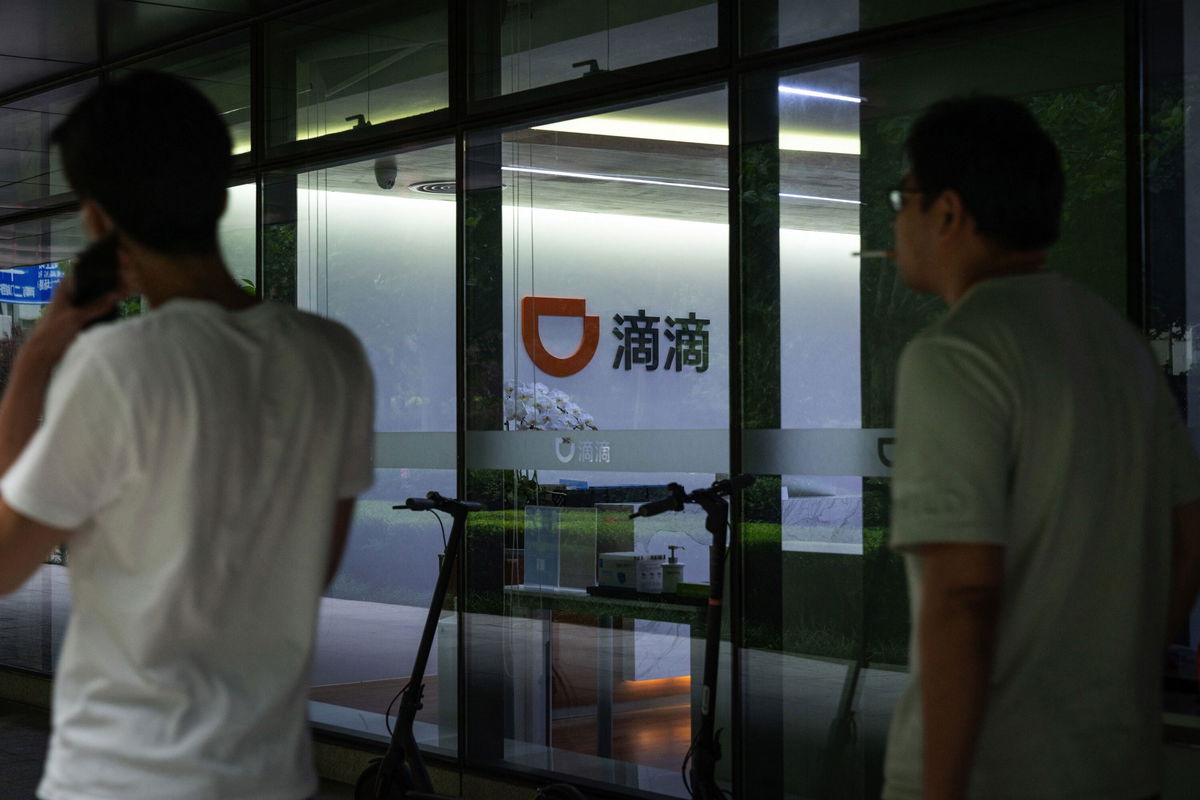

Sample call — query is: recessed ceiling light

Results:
[408,181,457,194]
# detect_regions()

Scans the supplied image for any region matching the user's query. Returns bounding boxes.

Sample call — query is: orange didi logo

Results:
[521,296,600,377]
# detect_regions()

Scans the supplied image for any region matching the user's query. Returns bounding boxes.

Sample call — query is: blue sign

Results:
[0,264,64,305]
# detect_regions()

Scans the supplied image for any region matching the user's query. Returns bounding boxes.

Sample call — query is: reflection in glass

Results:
[463,87,730,796]
[0,211,82,674]
[779,63,861,430]
[220,182,256,290]
[498,90,730,431]
[744,0,993,53]
[267,0,449,146]
[467,471,720,797]
[312,468,459,752]
[1154,1,1200,713]
[104,0,286,59]
[294,142,456,433]
[0,80,96,214]
[280,142,458,750]
[472,1,718,98]
[746,7,1127,795]
[117,33,253,155]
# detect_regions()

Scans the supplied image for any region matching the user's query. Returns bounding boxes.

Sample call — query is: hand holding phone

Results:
[71,234,120,326]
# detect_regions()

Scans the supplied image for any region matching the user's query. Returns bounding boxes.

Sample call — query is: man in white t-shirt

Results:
[881,96,1200,800]
[0,73,374,799]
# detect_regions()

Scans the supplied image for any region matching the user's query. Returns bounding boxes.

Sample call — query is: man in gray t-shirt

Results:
[881,97,1200,800]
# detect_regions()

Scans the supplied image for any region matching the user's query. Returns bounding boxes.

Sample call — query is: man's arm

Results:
[0,499,69,594]
[324,498,356,588]
[1168,498,1200,640]
[917,541,1005,800]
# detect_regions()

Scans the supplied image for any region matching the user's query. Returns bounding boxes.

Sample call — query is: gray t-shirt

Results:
[883,272,1200,800]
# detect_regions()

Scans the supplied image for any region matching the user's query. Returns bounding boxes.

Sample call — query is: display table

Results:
[502,584,708,758]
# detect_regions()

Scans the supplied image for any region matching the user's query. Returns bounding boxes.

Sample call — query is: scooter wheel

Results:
[354,760,382,800]
[354,759,409,800]
[536,784,586,800]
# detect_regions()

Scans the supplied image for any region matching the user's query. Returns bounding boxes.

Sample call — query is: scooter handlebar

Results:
[395,492,482,513]
[709,473,755,495]
[402,497,438,511]
[629,483,687,518]
[630,475,756,519]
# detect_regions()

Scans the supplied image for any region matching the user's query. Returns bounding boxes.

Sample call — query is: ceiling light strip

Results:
[501,165,861,205]
[530,119,860,155]
[779,193,862,205]
[500,165,727,192]
[777,86,865,103]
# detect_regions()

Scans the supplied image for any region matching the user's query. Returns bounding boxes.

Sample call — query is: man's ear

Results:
[933,188,970,239]
[81,200,116,241]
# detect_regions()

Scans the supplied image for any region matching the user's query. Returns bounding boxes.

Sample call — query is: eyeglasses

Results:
[888,187,925,212]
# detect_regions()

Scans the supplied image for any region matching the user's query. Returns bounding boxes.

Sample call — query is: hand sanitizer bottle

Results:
[662,546,685,593]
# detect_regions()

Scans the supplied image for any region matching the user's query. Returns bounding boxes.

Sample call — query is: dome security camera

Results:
[375,157,398,190]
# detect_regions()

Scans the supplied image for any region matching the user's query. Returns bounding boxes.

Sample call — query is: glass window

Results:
[463,87,729,796]
[267,142,460,751]
[738,4,1125,796]
[470,0,718,99]
[0,0,98,94]
[1148,0,1200,716]
[266,0,449,148]
[0,210,82,673]
[104,0,293,58]
[116,32,253,156]
[220,181,256,291]
[0,80,96,214]
[742,0,996,53]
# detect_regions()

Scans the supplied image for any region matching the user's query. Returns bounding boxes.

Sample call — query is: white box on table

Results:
[597,552,665,592]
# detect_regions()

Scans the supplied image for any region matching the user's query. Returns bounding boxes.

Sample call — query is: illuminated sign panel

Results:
[0,264,63,305]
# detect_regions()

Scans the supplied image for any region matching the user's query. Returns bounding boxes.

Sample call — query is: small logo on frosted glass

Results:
[554,437,611,465]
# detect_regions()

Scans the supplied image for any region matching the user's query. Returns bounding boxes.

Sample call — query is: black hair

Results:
[905,96,1064,251]
[51,72,232,255]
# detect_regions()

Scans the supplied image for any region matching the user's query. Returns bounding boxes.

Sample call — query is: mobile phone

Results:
[71,235,120,325]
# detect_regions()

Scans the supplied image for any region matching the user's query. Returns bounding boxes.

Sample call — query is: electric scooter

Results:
[354,491,585,800]
[630,474,755,800]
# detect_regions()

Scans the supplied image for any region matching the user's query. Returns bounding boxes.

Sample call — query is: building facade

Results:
[0,1,1197,797]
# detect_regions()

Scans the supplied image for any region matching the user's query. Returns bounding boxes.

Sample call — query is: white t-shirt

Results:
[883,272,1200,800]
[2,298,374,800]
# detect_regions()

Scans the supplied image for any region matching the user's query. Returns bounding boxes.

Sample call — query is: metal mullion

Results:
[251,20,266,298]
[1125,0,1148,329]
[726,49,745,800]
[722,4,743,798]
[449,0,469,782]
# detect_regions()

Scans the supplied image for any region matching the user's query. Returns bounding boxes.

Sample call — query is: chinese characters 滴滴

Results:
[612,310,660,371]
[664,312,710,373]
[612,310,710,373]
[572,440,612,464]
